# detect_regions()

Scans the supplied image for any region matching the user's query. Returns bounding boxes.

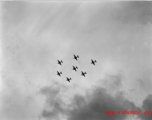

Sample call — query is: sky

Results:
[1,1,152,120]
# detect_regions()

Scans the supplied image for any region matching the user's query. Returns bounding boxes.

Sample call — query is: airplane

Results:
[73,66,78,71]
[57,71,62,77]
[81,71,87,77]
[66,77,72,82]
[74,55,79,61]
[57,60,63,65]
[91,59,97,65]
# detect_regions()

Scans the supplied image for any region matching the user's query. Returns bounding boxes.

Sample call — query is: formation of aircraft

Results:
[58,60,63,65]
[57,71,62,77]
[81,71,87,77]
[66,77,72,82]
[56,55,97,82]
[91,59,97,65]
[73,66,78,71]
[74,55,79,61]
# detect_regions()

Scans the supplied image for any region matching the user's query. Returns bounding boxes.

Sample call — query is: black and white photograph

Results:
[1,1,152,120]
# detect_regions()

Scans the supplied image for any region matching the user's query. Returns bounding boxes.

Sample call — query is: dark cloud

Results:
[68,88,140,120]
[138,94,152,120]
[40,84,141,120]
[40,83,68,120]
[40,87,152,120]
[39,72,152,120]
[40,78,152,120]
[41,101,66,119]
[142,94,152,111]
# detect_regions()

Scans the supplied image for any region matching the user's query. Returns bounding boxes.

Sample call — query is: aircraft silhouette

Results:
[91,59,97,65]
[57,60,63,65]
[73,66,78,71]
[74,55,79,61]
[66,77,71,82]
[81,71,87,77]
[57,71,62,77]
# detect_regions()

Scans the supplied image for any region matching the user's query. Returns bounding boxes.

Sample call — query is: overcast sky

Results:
[1,1,152,120]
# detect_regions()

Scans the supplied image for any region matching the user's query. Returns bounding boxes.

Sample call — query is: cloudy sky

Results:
[1,1,152,120]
